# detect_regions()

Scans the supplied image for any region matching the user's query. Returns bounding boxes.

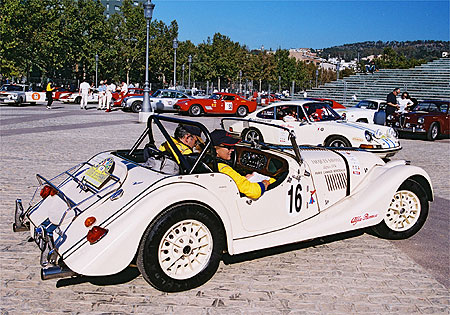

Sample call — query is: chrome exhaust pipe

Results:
[41,266,77,280]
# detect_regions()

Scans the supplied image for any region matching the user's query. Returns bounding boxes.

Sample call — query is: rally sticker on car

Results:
[84,158,114,188]
[224,102,233,111]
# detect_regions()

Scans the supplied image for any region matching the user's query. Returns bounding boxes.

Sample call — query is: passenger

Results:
[210,129,275,200]
[159,124,202,163]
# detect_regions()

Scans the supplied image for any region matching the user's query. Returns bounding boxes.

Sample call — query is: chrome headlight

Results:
[417,117,425,124]
[388,127,398,138]
[374,129,383,139]
[365,130,373,142]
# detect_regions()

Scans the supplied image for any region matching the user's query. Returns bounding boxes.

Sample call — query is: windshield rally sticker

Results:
[84,158,114,188]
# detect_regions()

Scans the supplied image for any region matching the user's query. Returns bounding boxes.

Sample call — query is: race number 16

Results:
[288,184,302,213]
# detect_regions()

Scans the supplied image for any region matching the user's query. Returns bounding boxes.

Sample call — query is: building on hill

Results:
[100,0,144,18]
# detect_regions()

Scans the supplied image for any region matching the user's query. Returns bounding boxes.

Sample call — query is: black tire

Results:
[131,101,142,113]
[137,203,224,292]
[75,96,81,104]
[325,135,351,147]
[188,104,202,117]
[426,122,439,141]
[243,128,263,143]
[236,106,248,117]
[371,179,429,240]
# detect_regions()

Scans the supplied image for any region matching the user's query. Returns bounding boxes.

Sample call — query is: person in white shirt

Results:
[105,81,116,112]
[79,80,91,110]
[397,92,414,113]
[97,80,107,110]
[120,81,128,95]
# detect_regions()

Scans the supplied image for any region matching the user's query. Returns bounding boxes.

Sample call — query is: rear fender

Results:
[63,180,236,276]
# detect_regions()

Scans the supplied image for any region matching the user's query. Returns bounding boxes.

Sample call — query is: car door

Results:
[235,155,319,233]
[222,94,235,113]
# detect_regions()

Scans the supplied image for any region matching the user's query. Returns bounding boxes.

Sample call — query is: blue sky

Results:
[152,0,450,49]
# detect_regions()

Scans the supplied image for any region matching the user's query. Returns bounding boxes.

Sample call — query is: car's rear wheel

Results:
[371,179,429,240]
[243,128,263,143]
[426,122,439,141]
[236,106,248,117]
[131,101,142,113]
[189,104,202,116]
[137,203,224,292]
[325,136,351,147]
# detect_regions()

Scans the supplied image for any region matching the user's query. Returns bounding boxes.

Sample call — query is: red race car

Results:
[113,88,144,107]
[174,92,257,117]
[305,97,345,109]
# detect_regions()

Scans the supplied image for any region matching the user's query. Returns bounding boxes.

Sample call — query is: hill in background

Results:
[316,40,449,61]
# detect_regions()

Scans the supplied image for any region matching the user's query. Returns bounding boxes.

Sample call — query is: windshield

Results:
[0,85,24,92]
[415,102,442,112]
[302,102,342,122]
[208,94,221,100]
[356,100,378,110]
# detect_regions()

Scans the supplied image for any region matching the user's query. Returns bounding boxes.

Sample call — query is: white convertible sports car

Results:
[14,115,432,292]
[222,100,401,159]
[335,99,387,123]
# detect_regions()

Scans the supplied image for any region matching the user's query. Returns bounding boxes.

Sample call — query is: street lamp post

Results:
[139,0,155,123]
[173,37,178,89]
[336,61,341,80]
[188,55,192,89]
[182,64,185,88]
[95,54,98,88]
[278,75,281,93]
[315,69,319,88]
[239,70,242,95]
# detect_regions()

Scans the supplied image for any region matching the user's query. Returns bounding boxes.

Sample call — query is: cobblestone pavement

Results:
[1,103,449,314]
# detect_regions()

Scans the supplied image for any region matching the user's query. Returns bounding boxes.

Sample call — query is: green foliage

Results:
[1,1,444,91]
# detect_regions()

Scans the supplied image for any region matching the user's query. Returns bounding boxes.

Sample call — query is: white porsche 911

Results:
[14,115,432,292]
[222,100,401,159]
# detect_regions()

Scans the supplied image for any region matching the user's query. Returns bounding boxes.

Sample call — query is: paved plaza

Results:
[1,103,449,314]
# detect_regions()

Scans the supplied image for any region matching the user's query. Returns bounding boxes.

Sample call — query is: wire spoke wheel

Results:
[385,190,421,232]
[158,219,213,280]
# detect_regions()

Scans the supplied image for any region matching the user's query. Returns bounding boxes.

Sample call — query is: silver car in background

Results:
[121,89,194,113]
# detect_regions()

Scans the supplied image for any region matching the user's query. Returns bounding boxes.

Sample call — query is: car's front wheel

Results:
[243,128,263,143]
[426,122,439,141]
[137,203,224,292]
[131,101,142,113]
[189,104,202,116]
[236,106,248,117]
[325,136,351,147]
[371,179,429,240]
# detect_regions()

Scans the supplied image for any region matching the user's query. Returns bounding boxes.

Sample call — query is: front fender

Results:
[63,178,237,276]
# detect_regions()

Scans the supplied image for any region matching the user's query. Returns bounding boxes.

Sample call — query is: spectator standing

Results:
[105,80,116,112]
[97,80,106,110]
[45,80,55,109]
[398,92,414,113]
[79,79,91,110]
[386,87,400,116]
[120,81,128,98]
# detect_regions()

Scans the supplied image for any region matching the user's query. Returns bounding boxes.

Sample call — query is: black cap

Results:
[181,124,202,137]
[210,129,241,146]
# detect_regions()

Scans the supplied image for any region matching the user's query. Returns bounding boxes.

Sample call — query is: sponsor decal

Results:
[351,213,378,225]
[84,158,114,188]
[224,102,233,111]
[133,181,143,185]
[32,93,40,100]
[352,137,364,142]
[205,106,213,110]
[309,189,316,204]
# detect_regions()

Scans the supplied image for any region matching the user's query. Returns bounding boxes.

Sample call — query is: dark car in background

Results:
[387,100,449,140]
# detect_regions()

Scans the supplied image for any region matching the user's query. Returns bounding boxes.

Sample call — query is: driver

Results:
[211,129,274,200]
[159,124,202,163]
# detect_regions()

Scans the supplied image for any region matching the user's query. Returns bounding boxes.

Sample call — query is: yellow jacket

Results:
[46,82,54,92]
[218,162,275,199]
[159,137,193,163]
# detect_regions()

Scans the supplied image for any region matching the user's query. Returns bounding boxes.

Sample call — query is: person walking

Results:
[97,80,106,110]
[79,79,91,110]
[45,80,55,109]
[105,80,116,112]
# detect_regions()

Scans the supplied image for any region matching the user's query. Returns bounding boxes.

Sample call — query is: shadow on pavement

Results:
[56,266,140,288]
[223,229,365,265]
